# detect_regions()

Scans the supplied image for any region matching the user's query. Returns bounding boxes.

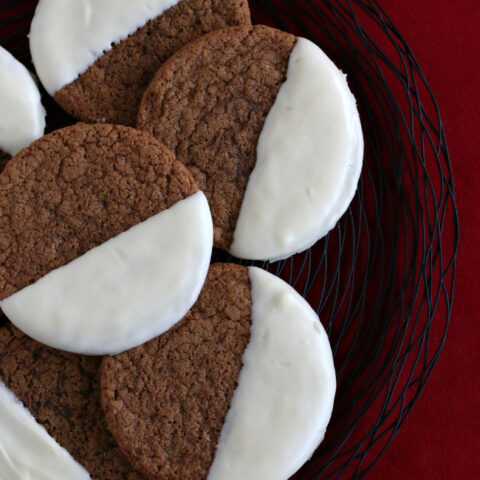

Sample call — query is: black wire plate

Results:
[0,1,459,479]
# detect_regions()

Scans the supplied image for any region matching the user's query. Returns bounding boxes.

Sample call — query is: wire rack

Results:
[0,0,459,478]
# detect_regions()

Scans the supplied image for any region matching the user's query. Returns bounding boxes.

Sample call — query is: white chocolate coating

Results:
[0,47,45,156]
[230,38,364,261]
[29,0,181,95]
[0,383,90,480]
[207,267,336,480]
[1,192,213,355]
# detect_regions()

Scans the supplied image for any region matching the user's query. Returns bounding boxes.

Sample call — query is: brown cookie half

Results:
[137,25,297,250]
[100,263,252,480]
[0,122,197,300]
[53,0,251,126]
[0,323,143,480]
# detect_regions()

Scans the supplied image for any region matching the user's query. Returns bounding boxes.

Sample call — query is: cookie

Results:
[101,263,252,479]
[0,382,89,479]
[138,25,363,261]
[101,263,336,480]
[0,123,213,354]
[30,0,251,126]
[0,46,45,156]
[0,323,143,480]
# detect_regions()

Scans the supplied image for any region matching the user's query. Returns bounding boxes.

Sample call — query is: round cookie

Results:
[0,123,213,354]
[30,0,251,126]
[138,25,363,261]
[101,263,336,480]
[0,323,143,480]
[101,263,253,479]
[0,46,45,158]
[138,26,296,251]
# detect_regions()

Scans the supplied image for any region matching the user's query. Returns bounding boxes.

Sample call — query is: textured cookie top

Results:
[32,0,251,125]
[0,324,143,480]
[0,123,198,299]
[137,25,296,249]
[100,263,252,480]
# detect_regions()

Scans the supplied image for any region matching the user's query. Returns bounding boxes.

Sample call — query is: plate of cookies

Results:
[0,0,458,479]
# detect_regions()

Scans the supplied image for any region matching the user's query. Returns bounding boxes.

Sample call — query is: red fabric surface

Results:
[0,2,477,478]
[366,1,480,478]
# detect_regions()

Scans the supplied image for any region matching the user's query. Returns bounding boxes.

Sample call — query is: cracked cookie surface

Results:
[101,263,252,480]
[0,323,143,480]
[54,0,251,126]
[137,25,296,250]
[0,122,198,299]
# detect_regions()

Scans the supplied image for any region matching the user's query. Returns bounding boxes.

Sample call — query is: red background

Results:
[367,1,479,478]
[0,1,478,478]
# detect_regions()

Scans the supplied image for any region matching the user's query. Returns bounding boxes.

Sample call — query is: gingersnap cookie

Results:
[0,46,45,160]
[101,263,336,480]
[0,123,213,355]
[0,382,89,479]
[138,25,364,261]
[0,323,143,480]
[29,0,251,126]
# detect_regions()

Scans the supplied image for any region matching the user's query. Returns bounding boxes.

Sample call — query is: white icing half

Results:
[1,191,213,355]
[0,383,90,480]
[29,0,181,95]
[207,267,336,480]
[230,37,364,261]
[0,47,45,156]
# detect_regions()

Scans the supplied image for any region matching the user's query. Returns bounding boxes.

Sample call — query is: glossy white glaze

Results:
[208,267,336,480]
[231,38,363,261]
[30,0,181,94]
[1,192,213,355]
[0,383,90,479]
[0,46,45,156]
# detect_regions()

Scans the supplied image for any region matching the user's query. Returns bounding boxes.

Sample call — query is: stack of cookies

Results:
[0,1,363,479]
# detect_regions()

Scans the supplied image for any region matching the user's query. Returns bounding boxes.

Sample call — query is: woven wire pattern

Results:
[0,0,459,478]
